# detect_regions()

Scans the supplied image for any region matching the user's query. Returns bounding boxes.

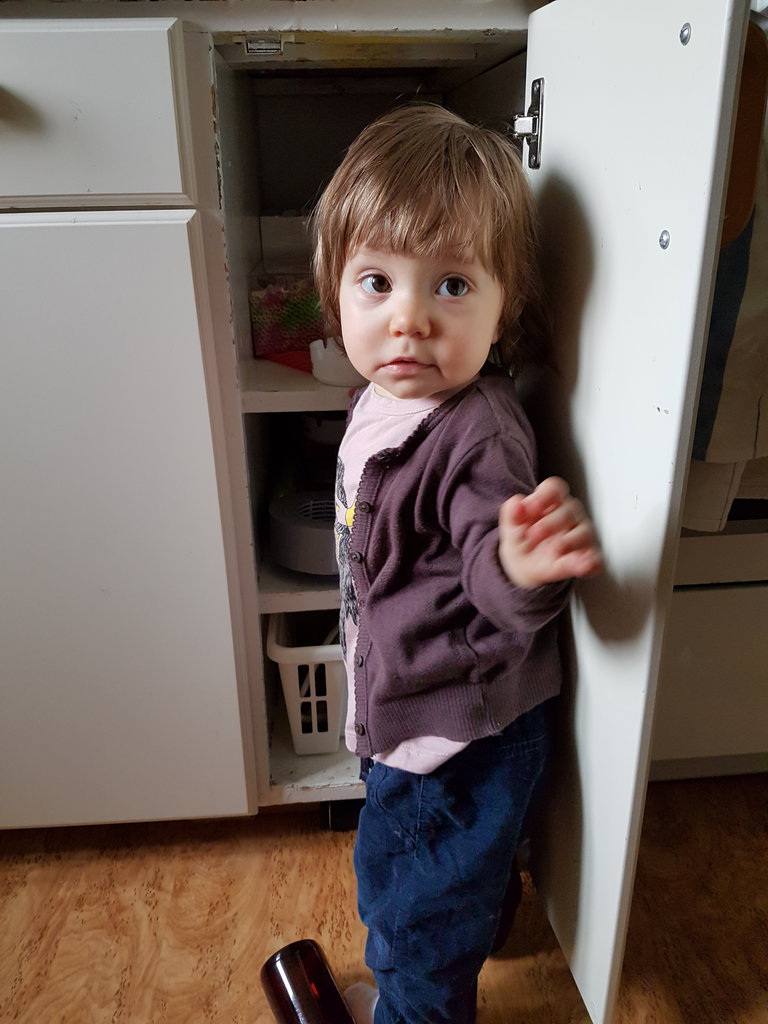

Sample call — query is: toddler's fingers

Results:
[505,478,567,524]
[548,520,603,574]
[499,493,528,530]
[524,495,586,544]
[561,544,604,579]
[551,518,599,555]
[516,477,571,525]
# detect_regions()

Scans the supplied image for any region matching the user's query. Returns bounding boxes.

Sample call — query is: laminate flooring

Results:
[1,773,766,1023]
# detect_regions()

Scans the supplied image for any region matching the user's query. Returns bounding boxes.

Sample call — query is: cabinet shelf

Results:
[263,696,362,806]
[240,357,355,413]
[676,520,768,586]
[258,556,340,613]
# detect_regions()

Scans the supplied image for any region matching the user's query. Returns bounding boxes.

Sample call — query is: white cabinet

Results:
[0,21,258,828]
[0,212,250,826]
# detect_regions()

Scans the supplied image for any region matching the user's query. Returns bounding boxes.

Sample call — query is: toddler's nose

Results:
[389,292,431,338]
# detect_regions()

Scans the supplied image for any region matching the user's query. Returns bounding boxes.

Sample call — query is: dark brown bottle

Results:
[260,939,356,1024]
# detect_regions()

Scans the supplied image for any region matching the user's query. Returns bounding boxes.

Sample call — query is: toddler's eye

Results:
[438,277,469,297]
[361,274,391,294]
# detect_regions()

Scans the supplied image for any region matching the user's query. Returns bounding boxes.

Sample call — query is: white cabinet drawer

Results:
[652,585,768,762]
[0,19,195,205]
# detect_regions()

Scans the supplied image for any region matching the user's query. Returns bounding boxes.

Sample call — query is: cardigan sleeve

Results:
[443,430,571,635]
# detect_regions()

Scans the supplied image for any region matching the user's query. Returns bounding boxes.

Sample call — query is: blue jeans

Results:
[354,700,552,1024]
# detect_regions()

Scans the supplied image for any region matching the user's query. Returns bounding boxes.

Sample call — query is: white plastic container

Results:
[266,613,347,755]
[310,338,366,387]
[269,491,338,577]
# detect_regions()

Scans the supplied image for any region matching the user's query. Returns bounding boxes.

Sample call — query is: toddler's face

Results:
[338,248,504,401]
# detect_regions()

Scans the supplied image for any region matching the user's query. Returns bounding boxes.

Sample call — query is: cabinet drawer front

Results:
[652,585,768,761]
[0,19,194,204]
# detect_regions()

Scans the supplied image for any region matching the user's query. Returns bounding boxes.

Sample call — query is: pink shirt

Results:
[336,384,468,773]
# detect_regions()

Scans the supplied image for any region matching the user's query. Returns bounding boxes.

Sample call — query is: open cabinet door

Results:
[520,1,749,1021]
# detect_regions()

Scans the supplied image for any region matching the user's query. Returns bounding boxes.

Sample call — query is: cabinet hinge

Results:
[512,78,544,170]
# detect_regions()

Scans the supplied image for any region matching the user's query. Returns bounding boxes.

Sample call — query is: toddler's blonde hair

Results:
[312,103,549,374]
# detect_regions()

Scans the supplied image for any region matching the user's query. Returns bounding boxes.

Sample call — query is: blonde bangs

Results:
[344,181,499,275]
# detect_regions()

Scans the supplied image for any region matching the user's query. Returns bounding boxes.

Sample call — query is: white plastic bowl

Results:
[310,338,366,387]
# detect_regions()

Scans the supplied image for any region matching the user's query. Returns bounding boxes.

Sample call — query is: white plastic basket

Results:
[266,613,347,755]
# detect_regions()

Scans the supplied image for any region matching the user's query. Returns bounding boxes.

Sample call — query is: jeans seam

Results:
[388,773,425,969]
[413,775,426,852]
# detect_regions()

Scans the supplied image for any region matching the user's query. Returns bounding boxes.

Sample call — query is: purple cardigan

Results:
[345,369,570,758]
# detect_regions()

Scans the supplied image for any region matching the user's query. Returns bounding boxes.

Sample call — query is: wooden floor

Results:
[1,773,766,1024]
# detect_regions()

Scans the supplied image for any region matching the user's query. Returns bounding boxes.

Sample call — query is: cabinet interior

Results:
[216,31,528,560]
[213,30,529,795]
[215,31,527,350]
[213,28,767,797]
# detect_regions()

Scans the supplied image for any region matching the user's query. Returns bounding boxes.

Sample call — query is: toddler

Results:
[311,104,601,1024]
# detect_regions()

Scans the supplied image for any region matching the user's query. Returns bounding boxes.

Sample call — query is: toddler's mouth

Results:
[382,358,433,379]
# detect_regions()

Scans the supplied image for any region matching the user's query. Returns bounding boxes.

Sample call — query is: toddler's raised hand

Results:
[498,477,602,589]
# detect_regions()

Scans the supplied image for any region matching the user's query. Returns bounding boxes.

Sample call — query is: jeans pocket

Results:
[365,762,421,848]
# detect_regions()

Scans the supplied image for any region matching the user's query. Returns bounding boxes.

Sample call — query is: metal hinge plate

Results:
[513,78,544,169]
[245,35,284,56]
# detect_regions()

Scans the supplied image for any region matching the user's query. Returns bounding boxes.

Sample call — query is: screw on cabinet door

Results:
[659,230,671,250]
[680,23,692,46]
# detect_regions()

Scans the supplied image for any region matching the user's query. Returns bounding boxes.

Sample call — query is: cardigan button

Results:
[355,654,364,667]
[357,501,372,513]
[349,551,363,563]
[354,722,366,736]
